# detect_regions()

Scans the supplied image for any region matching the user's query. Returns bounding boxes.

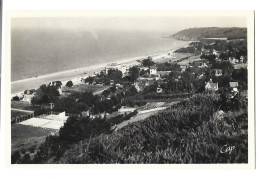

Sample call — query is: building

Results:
[205,79,218,92]
[149,66,157,75]
[211,69,223,76]
[22,89,36,103]
[229,82,239,97]
[180,65,188,72]
[48,81,62,88]
[82,110,90,117]
[240,56,247,63]
[200,47,211,55]
[229,82,238,88]
[198,62,208,68]
[212,49,220,57]
[229,57,240,64]
[105,63,130,77]
[152,74,161,81]
[139,66,149,71]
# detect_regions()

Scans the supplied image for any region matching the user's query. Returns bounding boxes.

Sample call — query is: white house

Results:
[229,82,239,97]
[205,79,218,92]
[149,66,157,75]
[22,89,36,103]
[212,49,220,56]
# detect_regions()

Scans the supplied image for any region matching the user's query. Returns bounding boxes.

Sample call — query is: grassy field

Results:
[11,101,32,110]
[178,55,203,65]
[11,124,55,154]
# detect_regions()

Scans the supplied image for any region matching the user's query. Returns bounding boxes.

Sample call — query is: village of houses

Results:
[11,38,248,156]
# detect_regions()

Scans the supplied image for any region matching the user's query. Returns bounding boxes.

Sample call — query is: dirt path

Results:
[93,86,110,95]
[114,110,160,131]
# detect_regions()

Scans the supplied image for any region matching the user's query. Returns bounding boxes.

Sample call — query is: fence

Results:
[49,111,80,117]
[11,110,80,124]
[11,113,35,124]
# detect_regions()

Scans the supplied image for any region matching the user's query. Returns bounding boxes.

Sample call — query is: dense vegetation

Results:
[12,93,247,164]
[171,27,247,41]
[47,94,247,164]
[157,62,181,71]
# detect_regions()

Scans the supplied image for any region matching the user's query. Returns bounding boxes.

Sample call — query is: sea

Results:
[11,29,187,82]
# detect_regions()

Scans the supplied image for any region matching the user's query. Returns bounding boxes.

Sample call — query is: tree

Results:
[78,91,97,107]
[108,69,122,81]
[211,61,234,75]
[12,96,20,101]
[232,68,247,83]
[128,66,140,82]
[142,58,155,67]
[31,84,59,104]
[54,95,87,114]
[66,80,73,87]
[11,151,21,164]
[20,153,31,164]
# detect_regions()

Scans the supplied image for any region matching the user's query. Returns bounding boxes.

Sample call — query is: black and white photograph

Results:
[3,10,254,166]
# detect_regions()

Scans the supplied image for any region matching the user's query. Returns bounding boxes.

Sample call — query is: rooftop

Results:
[229,82,239,88]
[150,66,157,70]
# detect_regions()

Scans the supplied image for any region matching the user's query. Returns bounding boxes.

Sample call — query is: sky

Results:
[11,15,247,35]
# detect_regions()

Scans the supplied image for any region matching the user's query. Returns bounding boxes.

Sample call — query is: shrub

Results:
[66,80,73,87]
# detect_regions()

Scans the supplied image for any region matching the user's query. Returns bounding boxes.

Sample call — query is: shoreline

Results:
[11,42,190,96]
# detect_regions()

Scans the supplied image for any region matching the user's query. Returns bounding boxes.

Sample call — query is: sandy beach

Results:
[11,42,189,96]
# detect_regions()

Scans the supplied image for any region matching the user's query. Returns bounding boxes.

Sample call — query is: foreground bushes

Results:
[56,94,247,164]
[25,93,247,164]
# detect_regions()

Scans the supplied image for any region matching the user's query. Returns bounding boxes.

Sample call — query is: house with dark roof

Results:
[205,79,218,92]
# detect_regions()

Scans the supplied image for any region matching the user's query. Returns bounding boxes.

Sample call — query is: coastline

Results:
[11,42,190,96]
